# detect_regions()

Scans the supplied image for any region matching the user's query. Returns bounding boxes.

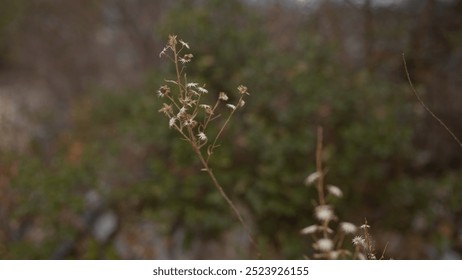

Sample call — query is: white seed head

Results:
[179,53,193,64]
[219,92,229,101]
[300,225,318,235]
[304,172,320,186]
[328,251,340,259]
[237,85,249,95]
[183,118,197,127]
[199,104,211,110]
[352,236,366,247]
[357,253,366,260]
[169,118,176,128]
[197,132,207,142]
[238,99,245,108]
[226,104,236,110]
[316,238,334,252]
[187,82,198,88]
[327,185,343,198]
[177,107,187,118]
[198,86,208,94]
[360,224,371,229]
[340,222,357,234]
[315,205,334,221]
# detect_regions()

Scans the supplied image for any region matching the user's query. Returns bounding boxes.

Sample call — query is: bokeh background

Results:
[0,0,461,259]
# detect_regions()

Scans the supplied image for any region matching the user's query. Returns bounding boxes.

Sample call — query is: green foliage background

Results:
[1,0,461,259]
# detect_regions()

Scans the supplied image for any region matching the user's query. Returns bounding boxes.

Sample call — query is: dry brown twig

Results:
[157,35,259,256]
[402,53,462,150]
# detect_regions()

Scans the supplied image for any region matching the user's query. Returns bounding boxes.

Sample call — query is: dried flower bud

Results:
[237,85,249,95]
[159,47,168,58]
[177,107,187,118]
[183,118,197,127]
[199,104,213,115]
[328,251,340,259]
[314,205,334,221]
[352,236,366,247]
[304,172,320,186]
[179,54,193,64]
[197,132,207,142]
[219,92,229,101]
[300,225,318,235]
[360,224,370,229]
[327,185,343,198]
[226,104,236,110]
[198,86,208,94]
[316,238,334,252]
[169,118,177,128]
[158,103,173,116]
[179,39,190,49]
[157,85,170,98]
[168,34,177,47]
[340,222,357,234]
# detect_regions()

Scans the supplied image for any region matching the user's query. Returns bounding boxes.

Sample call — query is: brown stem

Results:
[316,126,325,205]
[207,95,244,162]
[402,53,462,149]
[191,145,260,256]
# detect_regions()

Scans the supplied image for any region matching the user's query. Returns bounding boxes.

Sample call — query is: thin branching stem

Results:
[173,45,184,101]
[158,35,257,257]
[207,95,244,162]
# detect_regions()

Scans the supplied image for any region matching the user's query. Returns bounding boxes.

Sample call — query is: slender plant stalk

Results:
[315,126,325,206]
[192,145,259,252]
[207,95,244,162]
[402,53,462,150]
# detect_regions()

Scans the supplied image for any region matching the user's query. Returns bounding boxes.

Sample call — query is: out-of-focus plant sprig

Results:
[301,127,383,259]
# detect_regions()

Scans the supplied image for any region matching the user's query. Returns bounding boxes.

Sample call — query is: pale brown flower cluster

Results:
[158,35,250,156]
[157,35,258,254]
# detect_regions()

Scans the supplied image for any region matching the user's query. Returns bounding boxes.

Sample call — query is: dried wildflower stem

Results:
[192,145,259,252]
[315,126,325,205]
[380,242,389,260]
[302,127,362,259]
[207,95,244,162]
[402,53,462,149]
[158,35,258,257]
[362,220,372,252]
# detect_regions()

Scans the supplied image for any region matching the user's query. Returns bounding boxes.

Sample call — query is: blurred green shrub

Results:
[0,0,24,68]
[3,0,461,259]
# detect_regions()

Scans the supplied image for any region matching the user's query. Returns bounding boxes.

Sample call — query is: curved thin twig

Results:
[402,53,462,150]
